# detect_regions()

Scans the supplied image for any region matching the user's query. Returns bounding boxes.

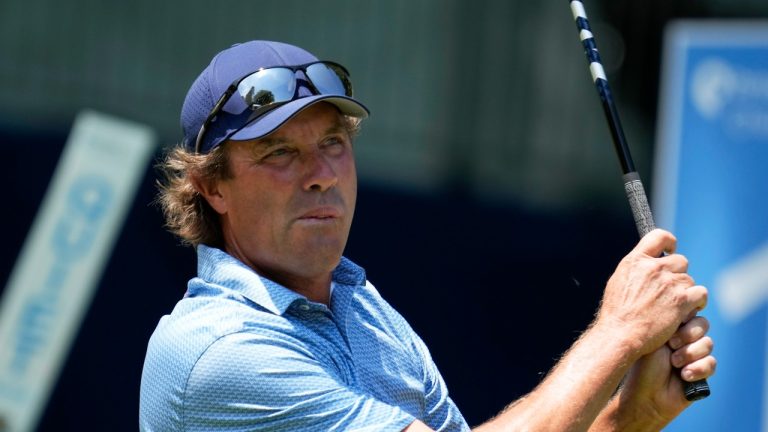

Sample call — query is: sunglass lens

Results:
[237,68,296,108]
[307,63,352,97]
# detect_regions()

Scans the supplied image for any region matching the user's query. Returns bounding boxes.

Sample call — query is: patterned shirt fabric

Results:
[140,245,469,431]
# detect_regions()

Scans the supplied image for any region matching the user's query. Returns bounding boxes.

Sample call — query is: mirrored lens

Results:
[237,68,296,107]
[306,63,352,97]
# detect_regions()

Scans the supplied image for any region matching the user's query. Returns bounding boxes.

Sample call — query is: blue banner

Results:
[654,21,768,431]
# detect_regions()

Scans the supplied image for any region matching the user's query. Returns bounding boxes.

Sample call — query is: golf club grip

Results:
[622,172,711,401]
[622,172,655,237]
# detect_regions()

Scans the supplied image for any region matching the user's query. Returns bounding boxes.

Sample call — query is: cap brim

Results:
[229,95,369,142]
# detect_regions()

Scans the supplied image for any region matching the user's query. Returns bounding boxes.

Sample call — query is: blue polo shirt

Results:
[140,245,469,431]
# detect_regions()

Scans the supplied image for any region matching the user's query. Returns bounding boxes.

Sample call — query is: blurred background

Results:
[1,0,767,430]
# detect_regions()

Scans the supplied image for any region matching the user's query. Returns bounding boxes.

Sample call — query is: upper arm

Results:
[182,331,415,431]
[412,334,468,430]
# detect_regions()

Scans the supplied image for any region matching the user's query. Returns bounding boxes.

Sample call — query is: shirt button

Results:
[298,304,310,311]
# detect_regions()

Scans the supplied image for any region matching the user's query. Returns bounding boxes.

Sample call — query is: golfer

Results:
[140,40,715,431]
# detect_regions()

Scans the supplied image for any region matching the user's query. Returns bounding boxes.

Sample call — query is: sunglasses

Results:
[194,61,354,153]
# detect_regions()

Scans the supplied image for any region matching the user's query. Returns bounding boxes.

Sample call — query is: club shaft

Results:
[598,81,635,174]
[569,0,710,402]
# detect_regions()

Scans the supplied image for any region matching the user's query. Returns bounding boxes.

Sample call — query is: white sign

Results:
[0,111,155,432]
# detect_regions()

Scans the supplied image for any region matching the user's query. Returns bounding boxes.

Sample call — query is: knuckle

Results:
[678,273,695,286]
[659,229,677,245]
[667,273,690,290]
[667,230,678,244]
[673,290,688,308]
[620,252,639,269]
[647,259,664,273]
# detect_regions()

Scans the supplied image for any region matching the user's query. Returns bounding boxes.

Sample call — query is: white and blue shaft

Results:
[570,1,607,83]
[569,0,635,174]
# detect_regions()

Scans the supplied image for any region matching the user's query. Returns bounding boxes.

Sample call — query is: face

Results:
[202,103,357,293]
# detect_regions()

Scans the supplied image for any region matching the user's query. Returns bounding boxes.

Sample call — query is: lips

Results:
[298,207,342,220]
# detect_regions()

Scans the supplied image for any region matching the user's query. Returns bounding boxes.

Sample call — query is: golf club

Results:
[569,0,710,402]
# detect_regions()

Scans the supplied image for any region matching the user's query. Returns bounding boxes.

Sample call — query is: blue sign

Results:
[654,21,768,431]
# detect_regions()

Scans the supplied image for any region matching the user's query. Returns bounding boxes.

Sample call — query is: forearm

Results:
[472,231,713,432]
[475,322,640,432]
[588,385,668,432]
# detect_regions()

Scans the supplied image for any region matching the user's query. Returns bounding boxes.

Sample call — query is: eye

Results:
[322,135,348,154]
[261,147,294,163]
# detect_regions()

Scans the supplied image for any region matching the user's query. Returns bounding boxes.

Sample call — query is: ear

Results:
[190,173,229,215]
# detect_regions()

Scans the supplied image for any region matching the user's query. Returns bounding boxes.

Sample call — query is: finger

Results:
[680,355,717,382]
[669,316,710,350]
[634,228,677,257]
[682,308,699,324]
[656,253,689,274]
[671,336,714,368]
[684,285,709,316]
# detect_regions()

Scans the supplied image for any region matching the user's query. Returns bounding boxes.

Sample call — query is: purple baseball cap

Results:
[181,40,369,153]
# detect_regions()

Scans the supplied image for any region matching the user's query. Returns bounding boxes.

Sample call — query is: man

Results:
[140,40,715,431]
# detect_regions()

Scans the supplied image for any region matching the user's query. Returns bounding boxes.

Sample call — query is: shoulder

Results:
[351,281,423,349]
[140,293,285,428]
[176,327,417,431]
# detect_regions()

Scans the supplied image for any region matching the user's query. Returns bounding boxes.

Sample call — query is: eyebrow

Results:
[249,118,348,150]
[324,121,347,136]
[254,137,289,149]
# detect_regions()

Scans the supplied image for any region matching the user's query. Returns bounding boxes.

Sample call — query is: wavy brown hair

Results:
[156,144,231,248]
[156,114,361,248]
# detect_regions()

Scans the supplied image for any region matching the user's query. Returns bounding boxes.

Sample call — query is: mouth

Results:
[298,207,342,221]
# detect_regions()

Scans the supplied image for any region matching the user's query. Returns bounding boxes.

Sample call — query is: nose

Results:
[302,151,338,192]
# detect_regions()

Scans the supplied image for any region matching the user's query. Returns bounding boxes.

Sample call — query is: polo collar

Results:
[195,245,366,316]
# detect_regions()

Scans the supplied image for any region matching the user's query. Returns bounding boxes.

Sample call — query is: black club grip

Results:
[623,172,656,237]
[684,379,711,401]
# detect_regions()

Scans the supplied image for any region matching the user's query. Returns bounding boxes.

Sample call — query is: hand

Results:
[595,229,708,357]
[617,316,716,428]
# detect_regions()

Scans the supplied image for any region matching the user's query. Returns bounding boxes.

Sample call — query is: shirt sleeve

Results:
[181,331,416,431]
[413,334,471,432]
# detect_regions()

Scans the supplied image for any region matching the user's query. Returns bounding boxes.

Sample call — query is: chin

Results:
[301,241,345,268]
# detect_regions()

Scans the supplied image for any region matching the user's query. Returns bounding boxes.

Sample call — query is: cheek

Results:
[336,158,357,203]
[341,155,357,188]
[342,160,358,218]
[226,180,279,227]
[348,168,357,202]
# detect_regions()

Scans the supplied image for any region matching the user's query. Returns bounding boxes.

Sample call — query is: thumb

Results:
[633,229,677,257]
[624,344,674,396]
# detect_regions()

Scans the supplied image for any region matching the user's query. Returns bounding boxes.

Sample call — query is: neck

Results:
[218,221,337,306]
[268,270,333,306]
[223,244,333,306]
